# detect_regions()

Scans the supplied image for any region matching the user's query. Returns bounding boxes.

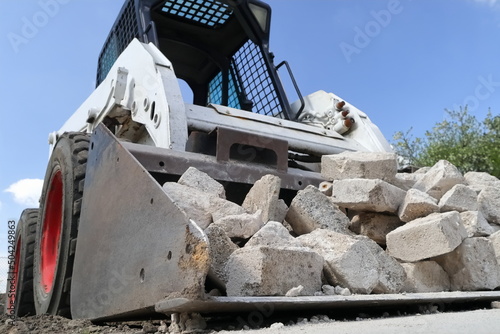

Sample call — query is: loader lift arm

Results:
[97,0,296,119]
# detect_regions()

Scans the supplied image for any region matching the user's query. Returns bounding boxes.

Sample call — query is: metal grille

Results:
[96,0,139,86]
[161,0,232,28]
[232,40,283,118]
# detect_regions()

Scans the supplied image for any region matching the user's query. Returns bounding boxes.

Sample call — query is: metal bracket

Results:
[113,67,128,104]
[215,127,288,172]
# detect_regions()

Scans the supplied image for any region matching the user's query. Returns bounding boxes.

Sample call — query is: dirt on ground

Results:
[0,314,170,334]
[1,292,498,334]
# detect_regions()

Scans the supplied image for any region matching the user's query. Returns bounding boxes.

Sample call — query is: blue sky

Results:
[0,0,499,264]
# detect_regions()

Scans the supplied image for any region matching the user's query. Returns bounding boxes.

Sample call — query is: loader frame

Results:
[15,0,500,324]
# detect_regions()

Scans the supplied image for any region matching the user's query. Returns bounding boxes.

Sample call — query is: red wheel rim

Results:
[9,237,21,308]
[40,170,63,294]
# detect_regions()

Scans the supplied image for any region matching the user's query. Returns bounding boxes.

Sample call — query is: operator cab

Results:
[96,0,300,120]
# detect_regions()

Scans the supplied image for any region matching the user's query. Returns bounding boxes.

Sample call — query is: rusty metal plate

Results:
[122,142,324,191]
[215,127,289,173]
[71,124,209,320]
[156,291,500,315]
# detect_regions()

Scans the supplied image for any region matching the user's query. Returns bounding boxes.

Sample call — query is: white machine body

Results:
[51,39,392,157]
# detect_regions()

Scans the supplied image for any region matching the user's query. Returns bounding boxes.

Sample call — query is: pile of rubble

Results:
[162,152,500,297]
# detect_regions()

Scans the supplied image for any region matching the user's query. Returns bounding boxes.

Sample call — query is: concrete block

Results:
[464,171,500,193]
[412,160,466,200]
[163,182,244,229]
[178,167,226,199]
[205,225,238,285]
[489,231,500,265]
[362,238,407,294]
[350,212,403,245]
[210,197,247,223]
[398,188,439,223]
[274,199,289,223]
[331,179,406,214]
[478,186,500,225]
[213,210,264,239]
[246,221,301,248]
[401,261,450,293]
[386,211,468,262]
[319,181,333,196]
[433,237,500,291]
[415,167,431,174]
[321,151,398,181]
[162,182,213,229]
[297,229,379,294]
[286,185,350,235]
[225,246,323,296]
[242,174,282,222]
[297,229,406,294]
[460,211,495,237]
[392,172,424,191]
[439,184,478,212]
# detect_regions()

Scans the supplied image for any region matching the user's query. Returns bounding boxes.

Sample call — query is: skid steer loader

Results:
[7,0,500,324]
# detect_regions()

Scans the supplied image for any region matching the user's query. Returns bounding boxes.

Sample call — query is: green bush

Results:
[393,107,500,178]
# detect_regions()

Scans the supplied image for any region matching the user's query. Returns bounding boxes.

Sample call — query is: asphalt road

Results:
[224,308,500,334]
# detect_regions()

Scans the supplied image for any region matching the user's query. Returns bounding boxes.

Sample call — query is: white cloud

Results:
[5,179,43,207]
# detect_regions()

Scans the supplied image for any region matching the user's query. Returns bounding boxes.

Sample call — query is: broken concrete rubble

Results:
[489,231,500,265]
[321,151,398,181]
[362,238,407,294]
[318,181,333,196]
[392,172,424,191]
[163,182,244,229]
[398,188,439,223]
[478,185,500,225]
[321,285,351,296]
[433,237,500,291]
[297,229,406,294]
[245,221,301,248]
[331,178,406,214]
[205,225,238,286]
[349,212,403,245]
[178,166,226,199]
[438,184,478,213]
[167,157,500,300]
[460,211,495,237]
[242,174,283,222]
[225,246,323,296]
[386,211,468,262]
[212,210,264,239]
[286,185,351,235]
[412,160,466,200]
[297,229,379,294]
[464,171,500,193]
[401,261,451,293]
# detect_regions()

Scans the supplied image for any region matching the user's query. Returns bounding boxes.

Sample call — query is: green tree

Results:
[393,107,500,178]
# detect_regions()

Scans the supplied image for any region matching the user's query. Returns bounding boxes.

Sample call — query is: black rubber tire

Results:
[33,132,89,317]
[4,209,38,317]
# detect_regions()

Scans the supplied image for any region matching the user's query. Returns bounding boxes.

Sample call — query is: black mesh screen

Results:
[161,0,232,28]
[232,41,283,118]
[96,0,139,86]
[208,40,283,118]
